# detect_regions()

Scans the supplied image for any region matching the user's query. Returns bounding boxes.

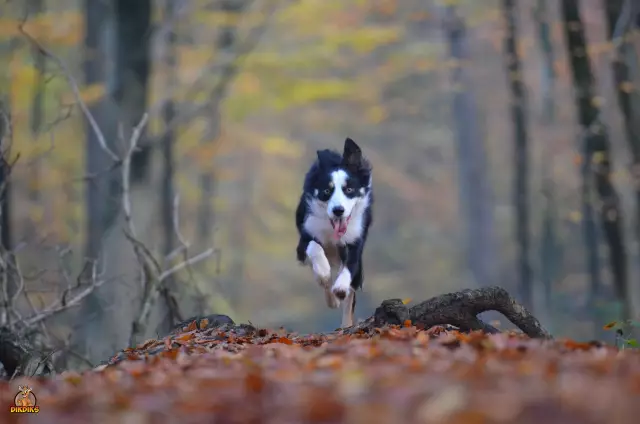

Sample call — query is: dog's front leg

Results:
[301,239,331,289]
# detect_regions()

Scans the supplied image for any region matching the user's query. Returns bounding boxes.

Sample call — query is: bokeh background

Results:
[0,0,639,367]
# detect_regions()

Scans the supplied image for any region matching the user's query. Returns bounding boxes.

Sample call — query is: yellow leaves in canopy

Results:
[261,136,303,159]
[0,19,19,39]
[277,0,345,34]
[323,27,403,54]
[10,63,39,111]
[193,7,273,29]
[436,0,462,6]
[178,47,214,70]
[193,10,244,27]
[235,72,262,95]
[245,50,336,72]
[366,106,388,124]
[62,83,106,106]
[192,142,222,168]
[0,12,82,45]
[272,79,355,110]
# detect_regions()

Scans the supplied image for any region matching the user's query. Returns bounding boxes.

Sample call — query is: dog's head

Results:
[311,138,371,238]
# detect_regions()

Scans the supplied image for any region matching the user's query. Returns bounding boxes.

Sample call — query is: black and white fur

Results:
[295,138,373,328]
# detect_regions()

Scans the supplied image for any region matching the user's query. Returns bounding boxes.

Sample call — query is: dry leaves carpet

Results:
[2,321,640,424]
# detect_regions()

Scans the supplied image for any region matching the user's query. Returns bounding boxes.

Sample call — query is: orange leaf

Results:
[245,370,265,393]
[276,336,293,345]
[403,319,412,327]
[176,333,195,342]
[161,349,179,360]
[186,320,198,332]
[199,318,210,329]
[603,321,617,330]
[563,339,592,350]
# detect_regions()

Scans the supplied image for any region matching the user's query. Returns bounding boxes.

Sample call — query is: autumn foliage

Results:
[2,322,640,424]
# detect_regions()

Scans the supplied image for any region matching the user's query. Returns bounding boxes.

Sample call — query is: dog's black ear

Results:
[316,149,334,169]
[342,137,362,168]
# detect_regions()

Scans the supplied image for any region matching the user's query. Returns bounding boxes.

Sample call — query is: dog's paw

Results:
[324,288,340,309]
[331,268,352,300]
[306,241,331,287]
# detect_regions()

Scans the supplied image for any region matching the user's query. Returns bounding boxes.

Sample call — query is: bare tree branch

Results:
[18,19,120,162]
[116,114,214,347]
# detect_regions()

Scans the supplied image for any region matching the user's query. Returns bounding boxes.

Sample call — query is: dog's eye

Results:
[345,187,354,193]
[323,188,331,195]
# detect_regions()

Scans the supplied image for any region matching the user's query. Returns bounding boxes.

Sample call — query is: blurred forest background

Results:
[0,0,639,370]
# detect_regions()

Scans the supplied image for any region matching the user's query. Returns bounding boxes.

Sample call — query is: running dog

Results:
[295,138,373,328]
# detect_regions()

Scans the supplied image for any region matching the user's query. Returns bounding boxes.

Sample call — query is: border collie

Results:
[295,138,373,328]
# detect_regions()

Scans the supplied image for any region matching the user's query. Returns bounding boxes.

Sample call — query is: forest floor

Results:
[2,319,640,424]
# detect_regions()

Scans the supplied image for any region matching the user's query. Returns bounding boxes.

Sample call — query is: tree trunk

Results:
[78,0,121,364]
[561,0,631,322]
[533,0,556,124]
[196,0,249,247]
[0,99,11,253]
[158,0,179,335]
[83,0,120,263]
[161,0,178,260]
[115,0,153,184]
[540,179,561,332]
[442,6,496,290]
[27,0,45,203]
[77,0,153,364]
[604,0,640,281]
[533,0,561,324]
[502,0,533,311]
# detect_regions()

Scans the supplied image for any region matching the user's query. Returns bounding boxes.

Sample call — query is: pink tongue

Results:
[333,222,348,239]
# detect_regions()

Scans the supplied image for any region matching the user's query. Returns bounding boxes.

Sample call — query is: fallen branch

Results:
[362,286,552,339]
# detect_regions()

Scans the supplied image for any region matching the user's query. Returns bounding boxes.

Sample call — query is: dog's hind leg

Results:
[341,290,355,328]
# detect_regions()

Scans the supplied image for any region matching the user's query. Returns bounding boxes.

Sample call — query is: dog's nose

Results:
[332,206,345,217]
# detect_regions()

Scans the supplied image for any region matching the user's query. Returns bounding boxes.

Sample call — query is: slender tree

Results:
[83,0,119,263]
[0,99,11,253]
[27,0,45,203]
[161,0,178,259]
[604,0,640,266]
[78,0,152,363]
[197,0,250,246]
[561,0,631,321]
[533,0,561,319]
[115,0,152,183]
[159,0,180,333]
[533,0,556,124]
[443,6,496,289]
[502,0,532,311]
